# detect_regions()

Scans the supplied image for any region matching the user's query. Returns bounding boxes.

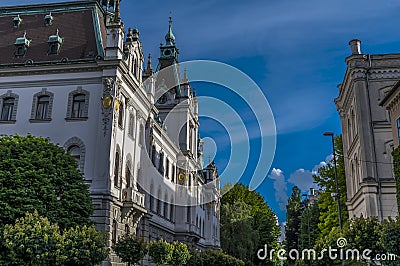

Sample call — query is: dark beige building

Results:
[335,40,398,220]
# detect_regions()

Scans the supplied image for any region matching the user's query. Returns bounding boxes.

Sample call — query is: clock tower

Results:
[159,17,179,69]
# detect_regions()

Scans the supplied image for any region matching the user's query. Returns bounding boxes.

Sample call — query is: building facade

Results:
[335,40,398,220]
[0,1,220,265]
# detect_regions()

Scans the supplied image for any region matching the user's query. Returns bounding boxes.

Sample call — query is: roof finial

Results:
[165,16,175,45]
[144,54,153,77]
[183,68,188,82]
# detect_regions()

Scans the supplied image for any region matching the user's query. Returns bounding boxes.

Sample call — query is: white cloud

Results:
[268,168,288,211]
[288,168,316,193]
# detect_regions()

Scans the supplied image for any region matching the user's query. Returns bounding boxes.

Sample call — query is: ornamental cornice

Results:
[368,68,400,79]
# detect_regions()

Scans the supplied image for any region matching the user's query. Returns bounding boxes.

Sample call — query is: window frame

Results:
[30,89,54,122]
[66,87,89,121]
[64,137,86,173]
[0,91,19,123]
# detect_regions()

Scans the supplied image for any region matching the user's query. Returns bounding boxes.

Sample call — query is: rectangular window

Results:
[165,159,170,179]
[35,96,50,120]
[1,98,14,121]
[71,94,85,118]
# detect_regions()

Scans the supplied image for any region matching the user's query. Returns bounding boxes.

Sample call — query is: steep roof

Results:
[0,1,106,66]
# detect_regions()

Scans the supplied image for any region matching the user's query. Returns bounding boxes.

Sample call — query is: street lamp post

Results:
[323,132,343,232]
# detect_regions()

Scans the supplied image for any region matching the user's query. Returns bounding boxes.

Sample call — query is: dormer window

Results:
[14,32,31,58]
[47,29,64,55]
[44,13,53,26]
[13,15,22,28]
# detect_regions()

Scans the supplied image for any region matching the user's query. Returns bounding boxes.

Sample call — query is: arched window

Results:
[68,145,80,165]
[112,219,118,244]
[64,137,86,173]
[114,151,120,187]
[125,164,131,188]
[171,164,175,183]
[159,152,164,174]
[1,97,15,121]
[118,101,124,128]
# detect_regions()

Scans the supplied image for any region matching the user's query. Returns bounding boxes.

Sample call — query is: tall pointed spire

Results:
[144,54,153,78]
[165,16,175,45]
[183,69,188,83]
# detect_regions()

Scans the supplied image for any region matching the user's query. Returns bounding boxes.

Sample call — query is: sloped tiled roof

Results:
[0,1,105,65]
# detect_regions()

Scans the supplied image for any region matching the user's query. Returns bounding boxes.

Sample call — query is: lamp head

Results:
[323,132,334,137]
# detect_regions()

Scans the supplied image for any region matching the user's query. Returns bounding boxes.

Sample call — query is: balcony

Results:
[121,187,147,219]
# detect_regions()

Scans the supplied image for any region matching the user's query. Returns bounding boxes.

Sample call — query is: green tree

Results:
[222,183,280,265]
[3,210,64,265]
[62,225,108,266]
[391,147,400,211]
[113,235,147,266]
[381,218,400,265]
[148,239,173,266]
[199,249,245,266]
[0,135,93,229]
[298,202,320,256]
[3,211,108,266]
[169,241,191,266]
[220,200,258,262]
[285,185,302,264]
[313,135,348,239]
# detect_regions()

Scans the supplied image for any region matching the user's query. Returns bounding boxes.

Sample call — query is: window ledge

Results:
[29,119,52,123]
[65,117,88,122]
[0,120,16,124]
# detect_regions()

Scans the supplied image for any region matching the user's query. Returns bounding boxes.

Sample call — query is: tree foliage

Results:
[3,211,108,266]
[170,241,191,266]
[221,183,280,265]
[188,248,245,266]
[285,185,302,258]
[220,200,258,262]
[113,235,147,266]
[3,210,64,265]
[298,201,320,252]
[313,135,348,238]
[391,147,400,212]
[0,135,93,230]
[62,225,108,266]
[148,239,173,266]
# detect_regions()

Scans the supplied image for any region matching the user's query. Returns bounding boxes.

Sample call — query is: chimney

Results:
[349,39,361,55]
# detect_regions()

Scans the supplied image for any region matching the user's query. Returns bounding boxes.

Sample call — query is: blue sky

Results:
[9,0,400,223]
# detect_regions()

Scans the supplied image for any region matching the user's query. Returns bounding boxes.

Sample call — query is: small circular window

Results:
[164,49,171,56]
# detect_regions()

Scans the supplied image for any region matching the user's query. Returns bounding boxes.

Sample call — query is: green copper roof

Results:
[165,16,175,45]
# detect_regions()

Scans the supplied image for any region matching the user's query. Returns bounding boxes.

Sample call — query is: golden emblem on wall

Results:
[101,95,113,109]
[114,98,120,111]
[178,172,185,184]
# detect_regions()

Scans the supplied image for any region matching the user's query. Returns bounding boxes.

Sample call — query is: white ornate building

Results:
[0,1,220,265]
[335,40,399,220]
